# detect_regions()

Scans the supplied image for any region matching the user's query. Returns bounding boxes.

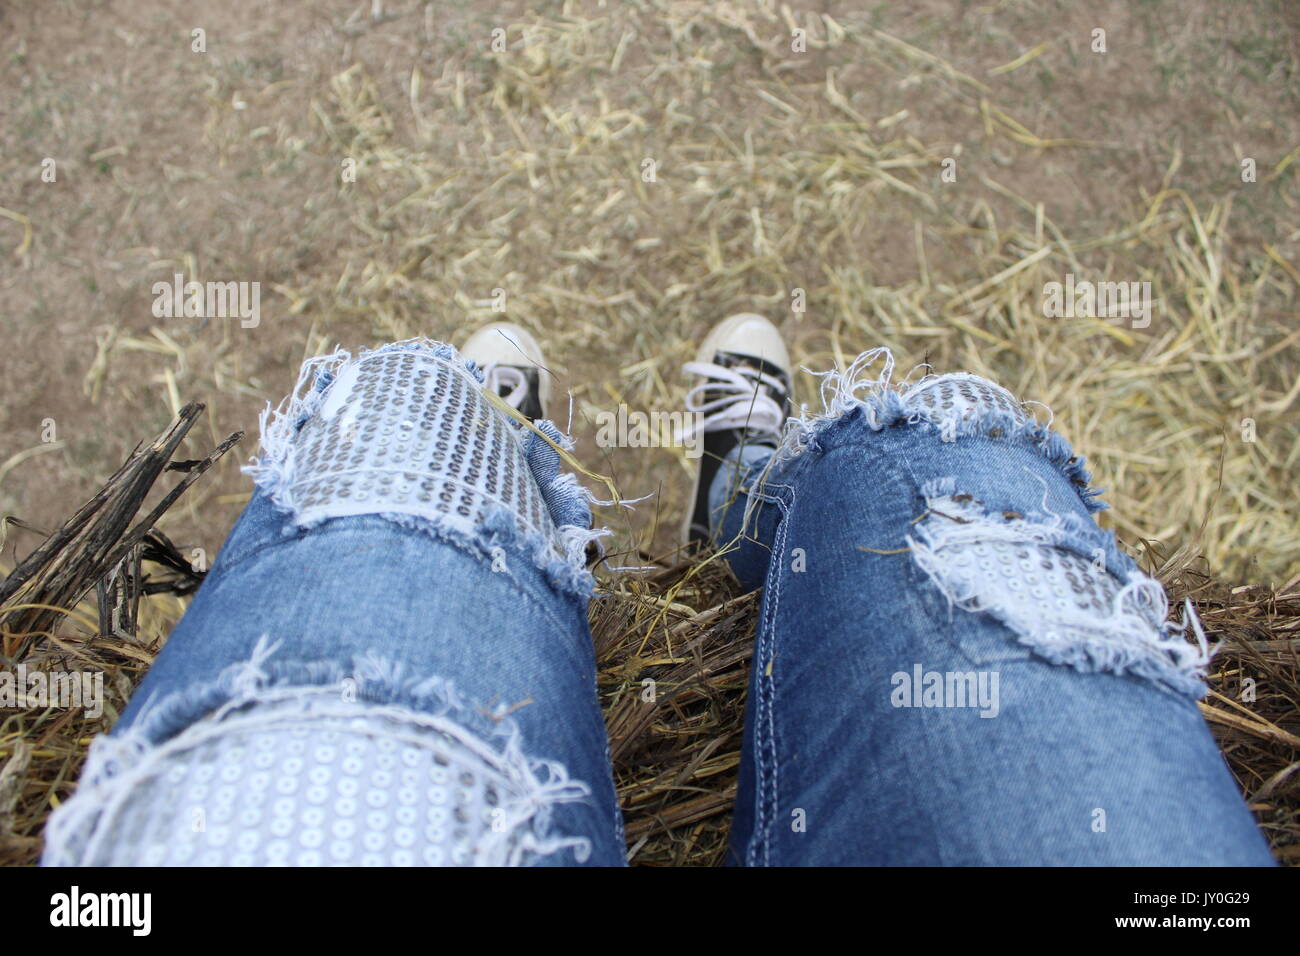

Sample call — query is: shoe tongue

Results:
[513,367,544,421]
[713,350,791,412]
[485,364,544,421]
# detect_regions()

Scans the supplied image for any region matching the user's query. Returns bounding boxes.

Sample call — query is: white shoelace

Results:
[682,360,786,440]
[482,364,528,409]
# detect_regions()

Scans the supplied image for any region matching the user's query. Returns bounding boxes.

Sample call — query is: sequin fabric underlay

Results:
[903,373,1030,426]
[288,349,558,546]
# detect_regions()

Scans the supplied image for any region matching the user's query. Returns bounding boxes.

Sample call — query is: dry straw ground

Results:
[1,0,1297,864]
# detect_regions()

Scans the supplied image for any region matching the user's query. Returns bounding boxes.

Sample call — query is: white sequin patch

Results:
[903,372,1030,427]
[42,681,595,867]
[906,491,1209,696]
[281,348,558,546]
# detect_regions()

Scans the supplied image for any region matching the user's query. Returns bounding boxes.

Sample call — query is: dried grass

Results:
[0,0,1296,867]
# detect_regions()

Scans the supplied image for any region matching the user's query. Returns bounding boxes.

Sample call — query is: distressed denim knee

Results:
[42,339,623,867]
[714,348,1209,699]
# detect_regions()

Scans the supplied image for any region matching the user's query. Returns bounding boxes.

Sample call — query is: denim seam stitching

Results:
[750,475,796,866]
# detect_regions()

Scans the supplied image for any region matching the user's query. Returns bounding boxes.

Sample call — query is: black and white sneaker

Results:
[461,321,551,422]
[681,313,792,546]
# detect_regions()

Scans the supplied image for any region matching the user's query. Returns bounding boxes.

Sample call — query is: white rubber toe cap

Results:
[696,312,791,377]
[461,321,552,418]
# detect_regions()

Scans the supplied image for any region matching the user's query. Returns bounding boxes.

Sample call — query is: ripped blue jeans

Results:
[712,354,1271,865]
[43,341,623,866]
[42,343,1272,865]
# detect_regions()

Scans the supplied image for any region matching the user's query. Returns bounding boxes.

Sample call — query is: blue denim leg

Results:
[714,364,1273,866]
[43,340,624,867]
